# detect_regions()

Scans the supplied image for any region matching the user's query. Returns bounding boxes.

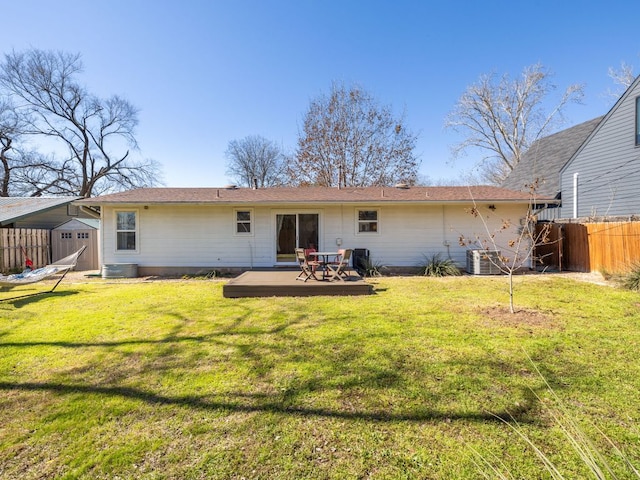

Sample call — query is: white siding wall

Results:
[101,202,529,270]
[561,83,640,218]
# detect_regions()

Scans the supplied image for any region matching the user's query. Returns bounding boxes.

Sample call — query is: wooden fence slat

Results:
[537,221,640,273]
[0,228,51,273]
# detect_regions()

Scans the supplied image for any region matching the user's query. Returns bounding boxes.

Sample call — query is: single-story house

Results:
[78,185,546,275]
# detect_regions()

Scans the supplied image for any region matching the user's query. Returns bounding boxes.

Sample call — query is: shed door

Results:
[52,230,98,271]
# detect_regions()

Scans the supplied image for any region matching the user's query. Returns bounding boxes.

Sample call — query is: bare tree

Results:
[288,82,419,187]
[0,49,161,197]
[0,96,19,196]
[446,64,584,185]
[0,96,55,196]
[225,135,286,187]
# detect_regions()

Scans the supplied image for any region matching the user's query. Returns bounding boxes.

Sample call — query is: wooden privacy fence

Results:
[535,221,640,273]
[0,228,51,274]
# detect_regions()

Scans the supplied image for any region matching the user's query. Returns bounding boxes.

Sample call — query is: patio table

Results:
[307,251,340,280]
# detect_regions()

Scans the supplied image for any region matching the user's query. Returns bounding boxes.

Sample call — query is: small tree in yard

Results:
[458,182,552,313]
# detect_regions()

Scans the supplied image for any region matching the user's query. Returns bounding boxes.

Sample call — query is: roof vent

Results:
[394,183,410,189]
[224,184,237,190]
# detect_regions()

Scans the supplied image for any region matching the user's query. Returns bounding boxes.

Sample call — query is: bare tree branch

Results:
[605,61,635,101]
[0,49,161,197]
[289,82,419,187]
[446,64,584,185]
[225,135,286,187]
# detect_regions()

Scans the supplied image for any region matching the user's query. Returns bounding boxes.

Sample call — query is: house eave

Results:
[84,198,537,208]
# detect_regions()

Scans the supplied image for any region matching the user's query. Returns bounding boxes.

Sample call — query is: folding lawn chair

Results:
[295,248,320,282]
[326,248,353,281]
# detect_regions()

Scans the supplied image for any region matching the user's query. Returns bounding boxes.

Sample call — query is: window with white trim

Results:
[116,210,137,251]
[235,209,253,235]
[357,209,378,233]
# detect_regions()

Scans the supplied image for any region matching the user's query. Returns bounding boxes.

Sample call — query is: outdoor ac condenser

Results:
[466,250,502,275]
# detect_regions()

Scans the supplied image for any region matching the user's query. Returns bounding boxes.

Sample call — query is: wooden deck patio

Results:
[223,270,373,298]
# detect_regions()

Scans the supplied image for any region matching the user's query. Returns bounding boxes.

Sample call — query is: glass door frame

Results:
[274,210,320,264]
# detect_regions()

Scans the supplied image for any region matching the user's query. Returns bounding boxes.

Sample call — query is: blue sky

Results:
[2,1,639,187]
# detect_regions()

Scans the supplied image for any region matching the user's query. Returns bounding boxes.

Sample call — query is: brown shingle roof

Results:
[79,186,545,205]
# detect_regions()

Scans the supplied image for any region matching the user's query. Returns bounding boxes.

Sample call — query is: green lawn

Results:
[0,275,639,479]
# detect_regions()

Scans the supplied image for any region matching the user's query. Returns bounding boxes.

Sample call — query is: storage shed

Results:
[52,218,99,271]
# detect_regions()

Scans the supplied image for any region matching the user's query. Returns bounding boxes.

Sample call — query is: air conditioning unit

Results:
[466,250,502,275]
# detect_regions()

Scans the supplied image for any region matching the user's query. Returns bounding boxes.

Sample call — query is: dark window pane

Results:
[359,210,378,221]
[359,222,378,233]
[117,232,136,250]
[237,223,251,233]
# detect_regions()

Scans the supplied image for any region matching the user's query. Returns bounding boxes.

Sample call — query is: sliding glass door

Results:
[276,213,319,263]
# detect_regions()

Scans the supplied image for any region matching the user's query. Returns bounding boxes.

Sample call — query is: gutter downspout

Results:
[573,172,579,219]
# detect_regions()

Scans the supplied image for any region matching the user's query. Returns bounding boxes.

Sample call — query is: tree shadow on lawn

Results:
[0,313,307,349]
[0,289,80,306]
[0,306,567,427]
[0,338,550,427]
[0,379,539,425]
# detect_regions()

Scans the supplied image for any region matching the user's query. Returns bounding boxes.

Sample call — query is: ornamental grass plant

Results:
[621,262,640,292]
[418,253,461,277]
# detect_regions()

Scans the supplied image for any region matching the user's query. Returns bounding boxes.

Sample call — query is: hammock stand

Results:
[0,246,87,301]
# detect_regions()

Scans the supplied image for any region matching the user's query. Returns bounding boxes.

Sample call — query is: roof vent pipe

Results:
[252,178,258,190]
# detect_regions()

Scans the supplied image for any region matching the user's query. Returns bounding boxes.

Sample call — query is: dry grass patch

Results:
[479,305,559,329]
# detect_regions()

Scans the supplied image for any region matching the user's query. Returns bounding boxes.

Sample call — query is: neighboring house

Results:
[503,74,640,220]
[0,197,100,271]
[559,75,640,219]
[501,116,603,220]
[0,196,91,228]
[79,185,543,275]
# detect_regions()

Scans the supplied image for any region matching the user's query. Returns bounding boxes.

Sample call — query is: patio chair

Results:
[326,248,353,281]
[295,248,320,282]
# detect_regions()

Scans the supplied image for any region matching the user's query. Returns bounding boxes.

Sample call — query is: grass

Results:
[0,275,639,479]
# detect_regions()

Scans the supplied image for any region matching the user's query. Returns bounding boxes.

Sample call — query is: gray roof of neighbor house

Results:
[0,197,82,226]
[53,218,101,230]
[501,116,604,198]
[78,185,549,205]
